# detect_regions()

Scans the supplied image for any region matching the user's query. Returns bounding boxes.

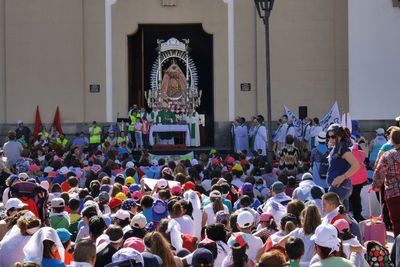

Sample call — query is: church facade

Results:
[0,0,384,146]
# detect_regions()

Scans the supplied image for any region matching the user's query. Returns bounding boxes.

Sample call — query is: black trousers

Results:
[376,186,392,229]
[349,183,364,221]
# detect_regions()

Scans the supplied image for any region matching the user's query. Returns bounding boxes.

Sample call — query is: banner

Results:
[284,106,303,138]
[148,151,194,161]
[320,102,341,131]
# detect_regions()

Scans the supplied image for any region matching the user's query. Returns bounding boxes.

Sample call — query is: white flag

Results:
[284,106,303,138]
[320,102,341,131]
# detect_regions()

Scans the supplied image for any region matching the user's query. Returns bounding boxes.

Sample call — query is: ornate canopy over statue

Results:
[145,37,202,113]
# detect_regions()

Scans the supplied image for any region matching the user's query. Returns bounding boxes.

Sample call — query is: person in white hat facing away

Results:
[310,131,329,189]
[235,210,263,263]
[368,127,387,168]
[309,224,355,266]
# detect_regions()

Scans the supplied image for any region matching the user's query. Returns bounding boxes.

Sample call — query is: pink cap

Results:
[258,212,273,223]
[122,186,130,195]
[28,165,40,172]
[123,237,145,253]
[333,219,350,233]
[171,185,182,195]
[226,156,235,164]
[132,191,143,201]
[211,158,219,165]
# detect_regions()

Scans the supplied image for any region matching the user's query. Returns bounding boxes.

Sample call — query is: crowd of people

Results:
[0,113,399,267]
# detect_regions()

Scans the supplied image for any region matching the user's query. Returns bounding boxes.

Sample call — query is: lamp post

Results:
[254,0,274,164]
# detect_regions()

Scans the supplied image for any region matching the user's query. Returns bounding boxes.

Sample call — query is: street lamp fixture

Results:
[254,0,275,164]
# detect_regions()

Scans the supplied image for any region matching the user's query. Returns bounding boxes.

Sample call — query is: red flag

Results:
[52,106,63,135]
[33,106,42,141]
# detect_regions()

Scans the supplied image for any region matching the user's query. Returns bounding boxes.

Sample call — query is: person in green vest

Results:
[56,134,68,149]
[128,111,137,146]
[185,107,200,147]
[156,105,176,144]
[38,126,49,142]
[89,121,102,151]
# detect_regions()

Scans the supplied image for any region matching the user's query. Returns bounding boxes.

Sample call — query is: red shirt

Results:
[373,147,400,199]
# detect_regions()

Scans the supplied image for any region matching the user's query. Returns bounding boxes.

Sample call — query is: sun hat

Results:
[192,248,214,267]
[333,219,350,233]
[209,191,222,198]
[317,131,326,143]
[130,214,147,229]
[228,232,249,249]
[6,198,27,211]
[311,224,341,255]
[271,181,284,193]
[152,200,168,222]
[124,237,145,253]
[226,156,235,164]
[237,211,254,228]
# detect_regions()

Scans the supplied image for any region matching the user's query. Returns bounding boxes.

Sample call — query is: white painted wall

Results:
[349,0,400,120]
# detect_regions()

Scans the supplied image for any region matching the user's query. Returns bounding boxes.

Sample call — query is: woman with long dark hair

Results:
[222,232,255,267]
[143,232,183,267]
[202,190,228,226]
[326,124,359,211]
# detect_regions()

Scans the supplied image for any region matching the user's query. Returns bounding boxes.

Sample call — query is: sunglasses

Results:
[328,134,336,139]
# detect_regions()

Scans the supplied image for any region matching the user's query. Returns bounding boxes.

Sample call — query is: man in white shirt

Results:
[236,211,264,262]
[308,117,323,150]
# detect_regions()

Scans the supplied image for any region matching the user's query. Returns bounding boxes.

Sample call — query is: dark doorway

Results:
[128,24,214,146]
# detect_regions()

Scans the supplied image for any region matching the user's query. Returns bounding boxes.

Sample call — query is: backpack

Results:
[318,152,329,179]
[364,240,394,267]
[9,181,49,223]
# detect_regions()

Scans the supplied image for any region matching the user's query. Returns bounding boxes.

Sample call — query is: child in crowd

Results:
[285,236,305,267]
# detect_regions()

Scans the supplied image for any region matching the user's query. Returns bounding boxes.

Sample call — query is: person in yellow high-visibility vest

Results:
[56,134,68,149]
[128,111,137,146]
[89,121,102,151]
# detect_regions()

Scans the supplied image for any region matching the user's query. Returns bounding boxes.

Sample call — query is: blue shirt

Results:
[327,147,351,185]
[42,258,66,267]
[141,209,153,223]
[52,175,67,185]
[72,137,89,147]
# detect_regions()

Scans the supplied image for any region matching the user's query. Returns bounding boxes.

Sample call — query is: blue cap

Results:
[152,200,168,222]
[271,181,284,193]
[122,199,138,211]
[192,248,214,267]
[8,174,20,185]
[129,184,142,193]
[56,228,71,243]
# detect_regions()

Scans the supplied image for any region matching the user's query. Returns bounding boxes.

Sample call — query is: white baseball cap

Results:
[130,213,147,229]
[311,224,341,254]
[126,161,135,169]
[157,179,168,189]
[6,198,27,211]
[151,160,158,167]
[115,209,130,221]
[59,166,69,175]
[376,128,385,135]
[237,211,254,229]
[302,172,313,181]
[17,120,23,125]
